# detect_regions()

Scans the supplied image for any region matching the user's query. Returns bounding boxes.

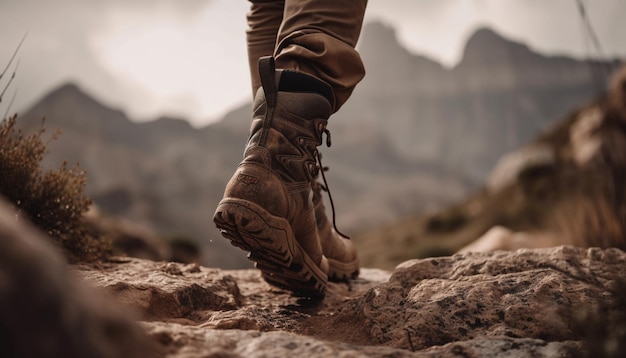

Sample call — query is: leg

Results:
[274,0,366,279]
[215,0,367,297]
[246,0,284,98]
[247,0,368,111]
[214,57,331,298]
[275,0,367,112]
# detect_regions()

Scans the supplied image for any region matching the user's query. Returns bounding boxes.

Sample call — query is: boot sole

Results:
[213,198,327,298]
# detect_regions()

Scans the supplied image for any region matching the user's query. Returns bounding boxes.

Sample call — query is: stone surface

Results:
[77,258,390,330]
[2,192,622,357]
[314,246,623,352]
[72,246,625,357]
[457,226,567,253]
[142,323,583,358]
[0,199,158,358]
[486,144,555,192]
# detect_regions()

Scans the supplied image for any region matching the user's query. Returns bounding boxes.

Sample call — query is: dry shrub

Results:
[0,114,110,262]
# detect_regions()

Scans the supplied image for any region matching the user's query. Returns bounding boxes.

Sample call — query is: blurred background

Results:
[1,0,624,269]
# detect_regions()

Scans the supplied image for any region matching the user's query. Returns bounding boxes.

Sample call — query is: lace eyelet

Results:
[307,162,318,176]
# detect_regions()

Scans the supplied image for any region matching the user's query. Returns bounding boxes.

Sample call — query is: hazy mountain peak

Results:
[361,21,396,41]
[145,116,193,130]
[357,21,444,95]
[464,27,515,51]
[40,82,96,106]
[51,82,82,95]
[139,115,199,140]
[359,21,413,59]
[466,27,505,45]
[34,81,129,121]
[461,27,533,65]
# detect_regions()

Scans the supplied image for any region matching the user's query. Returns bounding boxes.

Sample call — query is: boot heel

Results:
[213,199,327,298]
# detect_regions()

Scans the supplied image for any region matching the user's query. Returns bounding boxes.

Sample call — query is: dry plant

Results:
[1,35,109,261]
[0,114,110,262]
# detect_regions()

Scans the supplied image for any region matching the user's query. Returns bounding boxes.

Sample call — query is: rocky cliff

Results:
[356,65,626,270]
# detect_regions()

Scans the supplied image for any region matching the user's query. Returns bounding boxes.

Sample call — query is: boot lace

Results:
[314,127,351,240]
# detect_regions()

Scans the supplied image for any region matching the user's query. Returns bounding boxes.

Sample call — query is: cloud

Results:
[88,0,250,124]
[1,0,248,125]
[2,0,625,126]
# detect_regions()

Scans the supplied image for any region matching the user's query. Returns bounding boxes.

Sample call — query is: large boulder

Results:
[316,246,623,352]
[0,197,158,358]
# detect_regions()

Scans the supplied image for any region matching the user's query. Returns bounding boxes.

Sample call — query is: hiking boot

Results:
[312,179,360,281]
[213,56,332,298]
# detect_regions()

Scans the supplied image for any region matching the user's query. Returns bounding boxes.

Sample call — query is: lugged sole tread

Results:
[214,199,327,298]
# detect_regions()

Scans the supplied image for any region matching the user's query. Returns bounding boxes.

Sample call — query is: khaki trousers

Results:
[246,0,368,112]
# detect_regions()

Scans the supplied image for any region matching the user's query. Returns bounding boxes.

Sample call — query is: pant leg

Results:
[275,0,368,112]
[246,0,285,99]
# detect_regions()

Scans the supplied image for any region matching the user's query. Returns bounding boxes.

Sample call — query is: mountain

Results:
[339,24,614,178]
[355,63,626,269]
[15,22,620,268]
[17,83,249,269]
[318,23,618,231]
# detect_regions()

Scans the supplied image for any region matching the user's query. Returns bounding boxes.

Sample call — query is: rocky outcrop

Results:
[315,246,622,351]
[357,64,626,268]
[0,198,158,358]
[74,246,623,357]
[1,190,623,357]
[142,324,582,358]
[85,204,202,264]
[461,64,626,254]
[76,258,390,330]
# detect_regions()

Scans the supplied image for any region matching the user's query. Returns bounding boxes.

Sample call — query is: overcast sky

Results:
[1,0,625,127]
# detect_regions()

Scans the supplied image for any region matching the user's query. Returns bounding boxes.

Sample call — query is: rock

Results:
[73,245,624,357]
[75,258,245,322]
[142,323,582,358]
[85,204,172,262]
[609,65,626,114]
[457,226,566,253]
[486,144,555,193]
[312,246,623,353]
[397,64,626,261]
[143,323,422,358]
[418,337,583,358]
[0,198,158,358]
[77,257,389,328]
[570,106,604,166]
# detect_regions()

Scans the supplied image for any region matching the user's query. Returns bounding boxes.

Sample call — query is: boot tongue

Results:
[276,70,335,108]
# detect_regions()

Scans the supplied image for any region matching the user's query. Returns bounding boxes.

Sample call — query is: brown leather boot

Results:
[213,57,331,298]
[312,179,360,281]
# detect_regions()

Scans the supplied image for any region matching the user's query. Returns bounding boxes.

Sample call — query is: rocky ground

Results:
[3,189,624,358]
[75,246,624,358]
